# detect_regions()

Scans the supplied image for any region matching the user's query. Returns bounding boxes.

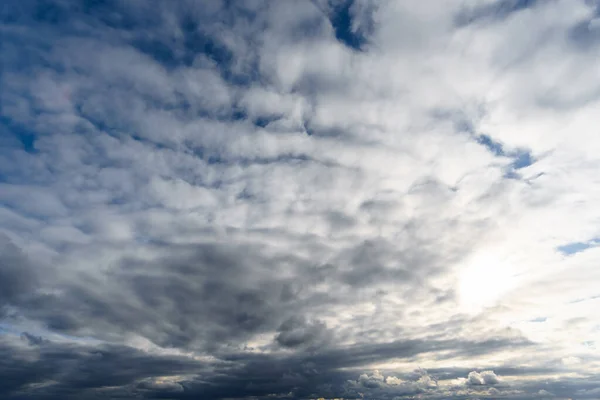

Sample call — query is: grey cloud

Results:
[146,337,527,400]
[0,235,40,308]
[10,236,468,351]
[14,242,300,349]
[357,369,386,388]
[0,335,205,400]
[0,335,567,400]
[20,332,48,346]
[275,316,329,348]
[137,378,184,394]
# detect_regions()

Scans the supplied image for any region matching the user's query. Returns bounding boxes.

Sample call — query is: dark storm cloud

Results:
[0,335,205,400]
[0,328,534,400]
[13,242,304,349]
[149,336,531,399]
[11,234,451,350]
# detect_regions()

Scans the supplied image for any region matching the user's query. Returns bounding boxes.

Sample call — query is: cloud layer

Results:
[1,0,600,398]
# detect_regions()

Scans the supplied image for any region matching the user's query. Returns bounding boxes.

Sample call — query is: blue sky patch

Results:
[0,117,38,154]
[528,317,547,323]
[328,0,368,51]
[476,134,535,174]
[557,238,600,255]
[477,134,504,156]
[253,115,282,128]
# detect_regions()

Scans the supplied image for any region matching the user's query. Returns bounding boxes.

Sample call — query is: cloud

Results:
[1,0,600,399]
[357,369,385,388]
[0,235,42,309]
[346,368,439,397]
[275,315,330,349]
[0,333,205,399]
[20,332,48,346]
[466,370,500,386]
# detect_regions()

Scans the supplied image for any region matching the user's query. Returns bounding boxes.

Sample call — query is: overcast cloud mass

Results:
[1,0,600,399]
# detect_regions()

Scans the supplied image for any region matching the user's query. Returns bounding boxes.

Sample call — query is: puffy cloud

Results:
[358,370,385,389]
[466,370,501,386]
[385,375,405,386]
[345,369,439,397]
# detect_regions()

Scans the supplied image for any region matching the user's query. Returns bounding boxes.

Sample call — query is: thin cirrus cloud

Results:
[1,0,600,399]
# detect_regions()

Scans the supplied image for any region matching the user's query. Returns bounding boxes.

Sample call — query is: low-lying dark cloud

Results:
[0,332,537,400]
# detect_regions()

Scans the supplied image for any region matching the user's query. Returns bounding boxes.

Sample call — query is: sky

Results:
[1,0,600,399]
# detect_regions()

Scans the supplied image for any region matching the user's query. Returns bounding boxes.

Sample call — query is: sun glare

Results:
[458,253,516,312]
